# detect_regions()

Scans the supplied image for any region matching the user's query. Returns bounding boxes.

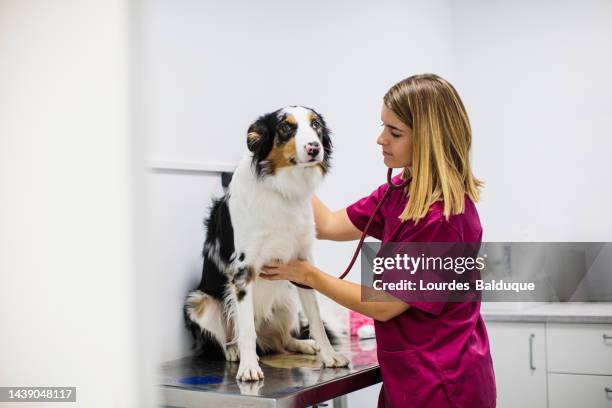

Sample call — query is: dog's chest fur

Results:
[228,155,322,322]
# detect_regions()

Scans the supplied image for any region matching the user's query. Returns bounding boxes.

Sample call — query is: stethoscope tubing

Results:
[292,168,410,289]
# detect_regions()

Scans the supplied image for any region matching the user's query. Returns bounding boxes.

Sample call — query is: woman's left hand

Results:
[260,259,315,287]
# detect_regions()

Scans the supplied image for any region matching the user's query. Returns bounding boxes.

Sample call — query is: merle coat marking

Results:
[184,106,349,382]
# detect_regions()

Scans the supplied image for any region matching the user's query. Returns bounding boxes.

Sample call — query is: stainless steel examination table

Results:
[159,337,381,408]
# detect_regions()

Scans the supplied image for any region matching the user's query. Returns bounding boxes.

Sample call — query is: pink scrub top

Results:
[346,175,497,408]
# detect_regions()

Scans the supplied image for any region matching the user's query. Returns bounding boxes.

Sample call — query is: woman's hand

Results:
[262,258,410,321]
[260,259,316,287]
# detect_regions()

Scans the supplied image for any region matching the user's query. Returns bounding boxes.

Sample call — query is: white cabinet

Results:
[548,373,612,408]
[486,321,612,408]
[546,323,612,408]
[547,323,612,376]
[486,322,548,408]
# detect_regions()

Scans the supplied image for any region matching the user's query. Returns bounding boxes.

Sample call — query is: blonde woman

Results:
[261,74,497,408]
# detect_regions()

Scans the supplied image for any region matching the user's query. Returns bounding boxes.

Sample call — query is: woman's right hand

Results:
[312,195,362,241]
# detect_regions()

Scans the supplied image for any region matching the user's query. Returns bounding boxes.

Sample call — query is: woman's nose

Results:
[377,132,388,146]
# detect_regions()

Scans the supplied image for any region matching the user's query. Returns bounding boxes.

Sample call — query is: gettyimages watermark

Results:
[360,242,612,302]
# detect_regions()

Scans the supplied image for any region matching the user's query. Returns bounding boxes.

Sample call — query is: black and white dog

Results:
[184,106,349,381]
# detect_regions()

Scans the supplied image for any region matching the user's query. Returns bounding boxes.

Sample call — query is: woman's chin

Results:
[383,157,395,167]
[383,157,403,168]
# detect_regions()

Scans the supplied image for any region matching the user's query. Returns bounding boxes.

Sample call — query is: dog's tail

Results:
[183,289,226,360]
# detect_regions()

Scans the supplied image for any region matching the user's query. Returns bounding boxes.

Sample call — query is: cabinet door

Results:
[486,321,547,408]
[549,373,612,408]
[547,323,612,375]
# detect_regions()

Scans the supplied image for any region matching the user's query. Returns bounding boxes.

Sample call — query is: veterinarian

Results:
[261,74,497,408]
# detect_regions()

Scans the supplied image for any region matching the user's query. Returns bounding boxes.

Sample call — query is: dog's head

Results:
[246,106,332,178]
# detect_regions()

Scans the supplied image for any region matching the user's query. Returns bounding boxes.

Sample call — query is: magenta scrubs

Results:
[346,175,497,408]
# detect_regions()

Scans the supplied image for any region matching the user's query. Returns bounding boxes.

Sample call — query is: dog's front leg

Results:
[232,264,264,381]
[296,286,350,368]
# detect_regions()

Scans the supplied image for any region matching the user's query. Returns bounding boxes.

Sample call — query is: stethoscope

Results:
[293,168,411,289]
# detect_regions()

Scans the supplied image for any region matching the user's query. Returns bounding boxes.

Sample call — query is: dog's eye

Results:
[311,120,320,130]
[278,122,291,133]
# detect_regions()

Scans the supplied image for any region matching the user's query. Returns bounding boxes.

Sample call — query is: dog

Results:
[184,106,350,381]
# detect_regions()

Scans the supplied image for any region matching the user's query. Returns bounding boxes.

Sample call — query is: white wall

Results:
[451,0,612,242]
[0,1,138,407]
[141,0,455,168]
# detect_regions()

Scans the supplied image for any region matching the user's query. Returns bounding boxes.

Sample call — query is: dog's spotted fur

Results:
[184,106,348,382]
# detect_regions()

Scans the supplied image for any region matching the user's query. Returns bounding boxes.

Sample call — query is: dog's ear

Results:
[318,115,332,152]
[247,120,267,152]
[310,108,333,155]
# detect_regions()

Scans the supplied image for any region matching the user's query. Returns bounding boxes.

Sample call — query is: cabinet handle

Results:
[529,333,536,370]
[605,387,612,394]
[603,334,612,341]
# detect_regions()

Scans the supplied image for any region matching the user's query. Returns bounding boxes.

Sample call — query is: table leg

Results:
[333,395,348,408]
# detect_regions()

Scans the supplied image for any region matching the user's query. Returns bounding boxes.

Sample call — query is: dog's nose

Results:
[305,141,321,158]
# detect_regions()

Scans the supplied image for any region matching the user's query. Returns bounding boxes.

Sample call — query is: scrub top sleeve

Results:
[387,219,463,316]
[415,218,463,242]
[345,182,389,241]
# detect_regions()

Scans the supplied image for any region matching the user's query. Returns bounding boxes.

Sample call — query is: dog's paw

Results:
[320,351,350,368]
[285,338,320,355]
[236,379,264,396]
[225,345,240,362]
[236,357,264,381]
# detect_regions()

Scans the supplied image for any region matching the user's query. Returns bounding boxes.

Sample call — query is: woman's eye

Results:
[391,131,402,138]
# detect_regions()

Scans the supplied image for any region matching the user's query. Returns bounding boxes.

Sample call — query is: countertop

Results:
[159,336,381,408]
[481,302,612,324]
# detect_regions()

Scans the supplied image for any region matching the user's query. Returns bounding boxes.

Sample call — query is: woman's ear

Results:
[247,120,267,152]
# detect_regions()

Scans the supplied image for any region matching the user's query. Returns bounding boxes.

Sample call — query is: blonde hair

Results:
[383,73,484,224]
